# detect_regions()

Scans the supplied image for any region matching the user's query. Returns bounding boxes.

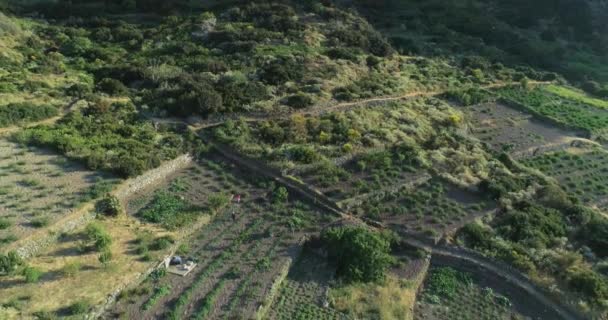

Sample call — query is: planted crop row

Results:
[167,219,264,319]
[498,87,608,137]
[191,278,228,320]
[142,285,172,311]
[222,232,285,320]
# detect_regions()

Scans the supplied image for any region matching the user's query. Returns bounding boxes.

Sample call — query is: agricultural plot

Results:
[497,86,608,141]
[357,179,494,240]
[107,157,336,320]
[462,101,583,156]
[414,267,520,320]
[268,249,347,320]
[522,147,608,211]
[212,98,479,206]
[0,215,170,318]
[0,140,116,247]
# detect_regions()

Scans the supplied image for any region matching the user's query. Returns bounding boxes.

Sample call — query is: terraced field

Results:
[107,156,336,319]
[358,179,494,240]
[462,101,584,157]
[0,140,117,247]
[268,249,347,320]
[522,146,608,211]
[414,267,521,320]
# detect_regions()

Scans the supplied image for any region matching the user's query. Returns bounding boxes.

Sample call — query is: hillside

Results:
[0,1,607,319]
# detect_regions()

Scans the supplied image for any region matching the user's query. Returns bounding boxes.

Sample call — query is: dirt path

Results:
[189,81,552,130]
[403,237,584,320]
[0,99,79,136]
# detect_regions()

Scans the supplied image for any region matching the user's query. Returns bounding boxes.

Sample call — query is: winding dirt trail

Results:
[0,98,79,136]
[187,80,551,130]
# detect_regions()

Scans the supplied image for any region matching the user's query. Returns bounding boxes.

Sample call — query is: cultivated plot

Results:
[107,156,336,320]
[463,101,583,156]
[522,147,608,212]
[0,140,116,247]
[414,267,522,320]
[359,179,494,240]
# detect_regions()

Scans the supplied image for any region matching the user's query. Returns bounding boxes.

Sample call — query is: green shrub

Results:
[285,93,314,108]
[149,236,174,251]
[22,266,43,283]
[272,186,289,204]
[95,194,123,217]
[0,251,23,275]
[66,300,90,315]
[98,249,113,266]
[321,226,395,283]
[426,267,472,300]
[30,217,50,228]
[0,218,12,230]
[97,78,128,95]
[139,191,197,229]
[84,222,112,251]
[0,103,58,127]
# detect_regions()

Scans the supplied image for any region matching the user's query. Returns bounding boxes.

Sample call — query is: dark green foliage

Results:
[285,93,314,109]
[272,186,289,204]
[580,217,608,258]
[0,102,57,128]
[325,47,360,61]
[444,87,492,105]
[84,222,112,251]
[0,251,23,275]
[95,194,122,217]
[97,78,128,95]
[321,226,394,283]
[495,204,566,248]
[566,268,608,301]
[98,249,113,265]
[426,267,472,300]
[149,236,175,251]
[14,104,185,177]
[139,191,197,229]
[66,300,90,315]
[259,57,305,85]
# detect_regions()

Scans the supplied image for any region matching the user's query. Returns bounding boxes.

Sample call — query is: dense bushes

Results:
[495,204,566,248]
[0,102,58,127]
[579,217,608,257]
[321,226,395,283]
[14,103,188,177]
[0,251,23,275]
[139,191,199,229]
[95,194,123,217]
[84,222,112,252]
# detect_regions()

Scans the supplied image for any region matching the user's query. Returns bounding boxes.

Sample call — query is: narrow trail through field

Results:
[0,98,79,136]
[188,80,552,130]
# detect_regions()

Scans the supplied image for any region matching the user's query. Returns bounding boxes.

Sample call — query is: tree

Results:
[95,194,123,217]
[0,251,23,275]
[321,226,395,283]
[272,186,289,204]
[84,223,112,251]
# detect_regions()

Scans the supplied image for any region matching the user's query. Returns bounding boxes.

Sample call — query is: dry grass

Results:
[329,275,419,320]
[0,215,183,317]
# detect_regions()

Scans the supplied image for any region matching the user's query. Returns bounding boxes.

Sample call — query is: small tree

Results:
[272,186,289,204]
[95,194,123,217]
[98,249,113,267]
[22,266,43,283]
[84,223,112,251]
[321,226,395,283]
[0,251,23,275]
